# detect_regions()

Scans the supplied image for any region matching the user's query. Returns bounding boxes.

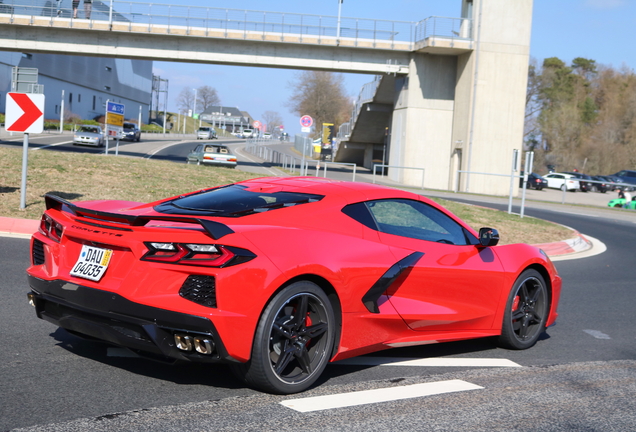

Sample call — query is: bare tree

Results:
[286,71,350,137]
[262,110,284,134]
[197,85,221,112]
[176,88,194,114]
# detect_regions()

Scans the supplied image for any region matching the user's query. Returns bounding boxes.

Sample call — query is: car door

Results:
[545,174,563,189]
[188,145,203,163]
[364,199,505,332]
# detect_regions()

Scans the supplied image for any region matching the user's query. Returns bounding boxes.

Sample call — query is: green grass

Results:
[0,146,575,245]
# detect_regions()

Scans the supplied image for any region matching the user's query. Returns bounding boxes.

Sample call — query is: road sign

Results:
[107,101,125,115]
[300,115,313,128]
[5,92,45,133]
[106,112,124,127]
[253,120,261,129]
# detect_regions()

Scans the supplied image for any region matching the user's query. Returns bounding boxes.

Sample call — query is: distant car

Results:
[262,133,272,139]
[280,132,289,141]
[242,129,254,139]
[589,176,608,193]
[122,122,141,142]
[186,144,237,168]
[519,172,547,190]
[73,125,104,147]
[197,127,217,140]
[543,173,580,191]
[562,172,592,192]
[608,170,636,191]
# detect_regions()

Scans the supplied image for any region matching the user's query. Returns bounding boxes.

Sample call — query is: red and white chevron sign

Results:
[5,92,45,133]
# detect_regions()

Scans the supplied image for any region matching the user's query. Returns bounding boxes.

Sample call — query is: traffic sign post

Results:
[5,90,45,210]
[105,100,125,155]
[299,115,313,175]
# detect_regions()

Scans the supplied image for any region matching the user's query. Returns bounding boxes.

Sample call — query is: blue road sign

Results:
[107,101,125,115]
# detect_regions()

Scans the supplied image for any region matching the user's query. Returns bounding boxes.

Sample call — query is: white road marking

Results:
[31,141,73,150]
[335,357,521,368]
[280,380,484,412]
[583,329,611,339]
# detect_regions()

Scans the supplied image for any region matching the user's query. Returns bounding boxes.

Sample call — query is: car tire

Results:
[231,281,336,394]
[196,160,201,166]
[498,269,549,350]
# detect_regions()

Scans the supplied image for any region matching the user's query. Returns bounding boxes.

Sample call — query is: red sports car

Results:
[26,177,561,394]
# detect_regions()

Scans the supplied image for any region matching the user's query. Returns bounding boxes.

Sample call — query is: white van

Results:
[197,127,217,140]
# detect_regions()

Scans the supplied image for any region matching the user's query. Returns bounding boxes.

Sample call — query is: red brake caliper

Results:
[511,296,520,313]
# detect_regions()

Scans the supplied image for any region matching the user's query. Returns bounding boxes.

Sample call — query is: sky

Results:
[151,0,636,135]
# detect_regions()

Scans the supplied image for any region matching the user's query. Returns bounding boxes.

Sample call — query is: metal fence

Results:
[0,1,471,50]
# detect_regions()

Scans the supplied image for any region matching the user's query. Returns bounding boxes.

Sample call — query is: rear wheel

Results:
[232,281,335,394]
[498,269,548,350]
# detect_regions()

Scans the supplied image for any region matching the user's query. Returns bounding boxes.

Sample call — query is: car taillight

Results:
[142,242,255,267]
[39,214,63,242]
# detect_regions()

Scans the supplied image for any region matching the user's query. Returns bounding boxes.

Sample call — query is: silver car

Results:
[186,144,237,168]
[73,125,105,147]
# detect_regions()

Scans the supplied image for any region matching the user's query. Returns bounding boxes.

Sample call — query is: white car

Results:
[242,129,254,139]
[543,172,581,191]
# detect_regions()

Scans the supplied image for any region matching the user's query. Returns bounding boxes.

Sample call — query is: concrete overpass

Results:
[0,0,532,196]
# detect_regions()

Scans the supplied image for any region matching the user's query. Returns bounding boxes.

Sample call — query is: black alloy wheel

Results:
[498,269,549,350]
[232,281,335,394]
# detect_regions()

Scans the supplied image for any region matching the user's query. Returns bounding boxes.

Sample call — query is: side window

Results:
[364,199,474,245]
[196,145,203,152]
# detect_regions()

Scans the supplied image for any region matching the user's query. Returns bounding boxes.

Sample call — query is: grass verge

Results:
[0,146,575,245]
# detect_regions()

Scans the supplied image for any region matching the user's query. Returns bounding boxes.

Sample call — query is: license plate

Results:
[70,245,113,282]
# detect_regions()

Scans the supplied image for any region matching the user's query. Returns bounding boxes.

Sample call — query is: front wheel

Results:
[498,269,549,350]
[232,281,335,394]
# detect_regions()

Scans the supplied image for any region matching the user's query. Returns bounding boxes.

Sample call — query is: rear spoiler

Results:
[44,193,234,240]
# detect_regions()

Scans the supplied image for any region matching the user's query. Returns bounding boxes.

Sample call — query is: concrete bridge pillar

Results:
[388,0,533,196]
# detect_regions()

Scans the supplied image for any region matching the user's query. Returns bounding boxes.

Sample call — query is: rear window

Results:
[154,184,324,217]
[199,127,211,132]
[204,146,230,153]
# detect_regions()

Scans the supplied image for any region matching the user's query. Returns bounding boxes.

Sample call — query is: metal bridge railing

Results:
[0,1,470,50]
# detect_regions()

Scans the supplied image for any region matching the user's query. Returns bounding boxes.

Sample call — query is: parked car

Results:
[262,132,272,139]
[122,122,141,142]
[242,129,254,139]
[543,172,580,191]
[186,144,237,168]
[197,127,217,140]
[72,125,104,147]
[562,172,592,192]
[519,172,547,190]
[27,177,561,394]
[608,170,636,191]
[589,176,608,193]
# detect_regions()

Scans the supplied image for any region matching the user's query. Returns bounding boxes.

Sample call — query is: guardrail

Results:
[0,1,469,50]
[373,164,425,189]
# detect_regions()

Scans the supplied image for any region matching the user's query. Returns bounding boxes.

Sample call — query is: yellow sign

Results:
[106,112,124,127]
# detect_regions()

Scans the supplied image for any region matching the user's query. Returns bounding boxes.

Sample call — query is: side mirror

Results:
[479,227,500,247]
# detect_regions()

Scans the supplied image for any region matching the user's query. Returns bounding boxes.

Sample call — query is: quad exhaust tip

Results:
[174,334,215,355]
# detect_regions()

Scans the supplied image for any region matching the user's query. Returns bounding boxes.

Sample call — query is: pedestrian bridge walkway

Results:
[0,0,473,69]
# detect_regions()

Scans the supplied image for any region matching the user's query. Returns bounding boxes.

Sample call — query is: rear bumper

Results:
[27,274,237,363]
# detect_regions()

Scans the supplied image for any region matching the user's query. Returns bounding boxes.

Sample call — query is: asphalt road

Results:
[1,132,635,431]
